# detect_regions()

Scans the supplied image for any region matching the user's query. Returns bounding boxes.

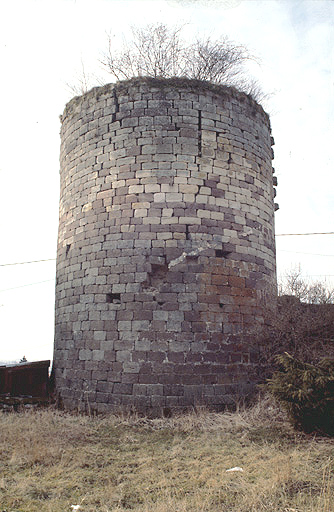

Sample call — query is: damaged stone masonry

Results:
[53,77,278,414]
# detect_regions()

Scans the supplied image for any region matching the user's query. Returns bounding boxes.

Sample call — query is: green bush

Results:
[266,353,334,435]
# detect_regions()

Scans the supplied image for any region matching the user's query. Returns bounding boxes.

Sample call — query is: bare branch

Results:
[184,37,251,84]
[279,267,334,304]
[66,59,99,96]
[100,24,258,96]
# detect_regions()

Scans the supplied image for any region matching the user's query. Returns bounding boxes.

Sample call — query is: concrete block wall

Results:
[53,77,277,414]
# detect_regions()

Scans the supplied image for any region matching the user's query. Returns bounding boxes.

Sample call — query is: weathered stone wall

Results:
[53,77,277,414]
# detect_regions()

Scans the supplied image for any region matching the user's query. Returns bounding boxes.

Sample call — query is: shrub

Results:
[100,24,263,100]
[266,352,334,435]
[254,272,334,379]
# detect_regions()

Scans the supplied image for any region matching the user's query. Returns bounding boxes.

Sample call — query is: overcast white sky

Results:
[0,0,333,362]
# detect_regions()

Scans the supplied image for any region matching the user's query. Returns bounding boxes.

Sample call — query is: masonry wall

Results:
[53,77,277,414]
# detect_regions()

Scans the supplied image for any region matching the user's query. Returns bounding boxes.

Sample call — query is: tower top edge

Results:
[61,77,270,124]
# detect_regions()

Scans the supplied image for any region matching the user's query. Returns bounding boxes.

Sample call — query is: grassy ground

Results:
[0,396,333,512]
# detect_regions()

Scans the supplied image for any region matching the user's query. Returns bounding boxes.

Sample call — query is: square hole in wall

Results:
[106,293,121,304]
[215,249,231,258]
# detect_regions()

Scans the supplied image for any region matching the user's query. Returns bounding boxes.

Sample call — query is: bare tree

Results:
[102,24,187,81]
[101,24,256,91]
[251,268,334,379]
[279,267,334,304]
[184,36,250,84]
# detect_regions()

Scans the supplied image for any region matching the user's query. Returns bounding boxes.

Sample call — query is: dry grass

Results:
[0,396,333,512]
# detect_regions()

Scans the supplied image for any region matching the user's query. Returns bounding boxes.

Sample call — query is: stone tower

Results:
[53,77,277,414]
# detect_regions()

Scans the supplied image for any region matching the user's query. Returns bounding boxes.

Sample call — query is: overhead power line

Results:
[0,258,56,267]
[0,279,55,293]
[276,232,334,236]
[277,249,334,257]
[0,232,333,267]
[278,274,334,278]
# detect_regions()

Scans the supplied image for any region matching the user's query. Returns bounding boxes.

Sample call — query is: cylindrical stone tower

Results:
[53,77,277,414]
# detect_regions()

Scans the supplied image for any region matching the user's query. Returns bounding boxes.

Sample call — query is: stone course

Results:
[53,77,277,414]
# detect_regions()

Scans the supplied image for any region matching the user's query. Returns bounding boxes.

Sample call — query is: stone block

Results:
[123,362,140,373]
[153,192,165,202]
[93,331,106,341]
[113,383,133,394]
[179,184,199,194]
[129,184,144,194]
[79,349,92,361]
[134,338,151,351]
[145,184,160,193]
[115,350,131,362]
[92,350,105,361]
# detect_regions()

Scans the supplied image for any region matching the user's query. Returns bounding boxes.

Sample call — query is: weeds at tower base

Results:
[0,395,333,512]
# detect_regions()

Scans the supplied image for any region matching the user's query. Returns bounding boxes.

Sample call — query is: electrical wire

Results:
[0,279,55,293]
[277,249,334,257]
[276,232,334,236]
[0,258,56,267]
[0,233,332,266]
[278,274,334,278]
